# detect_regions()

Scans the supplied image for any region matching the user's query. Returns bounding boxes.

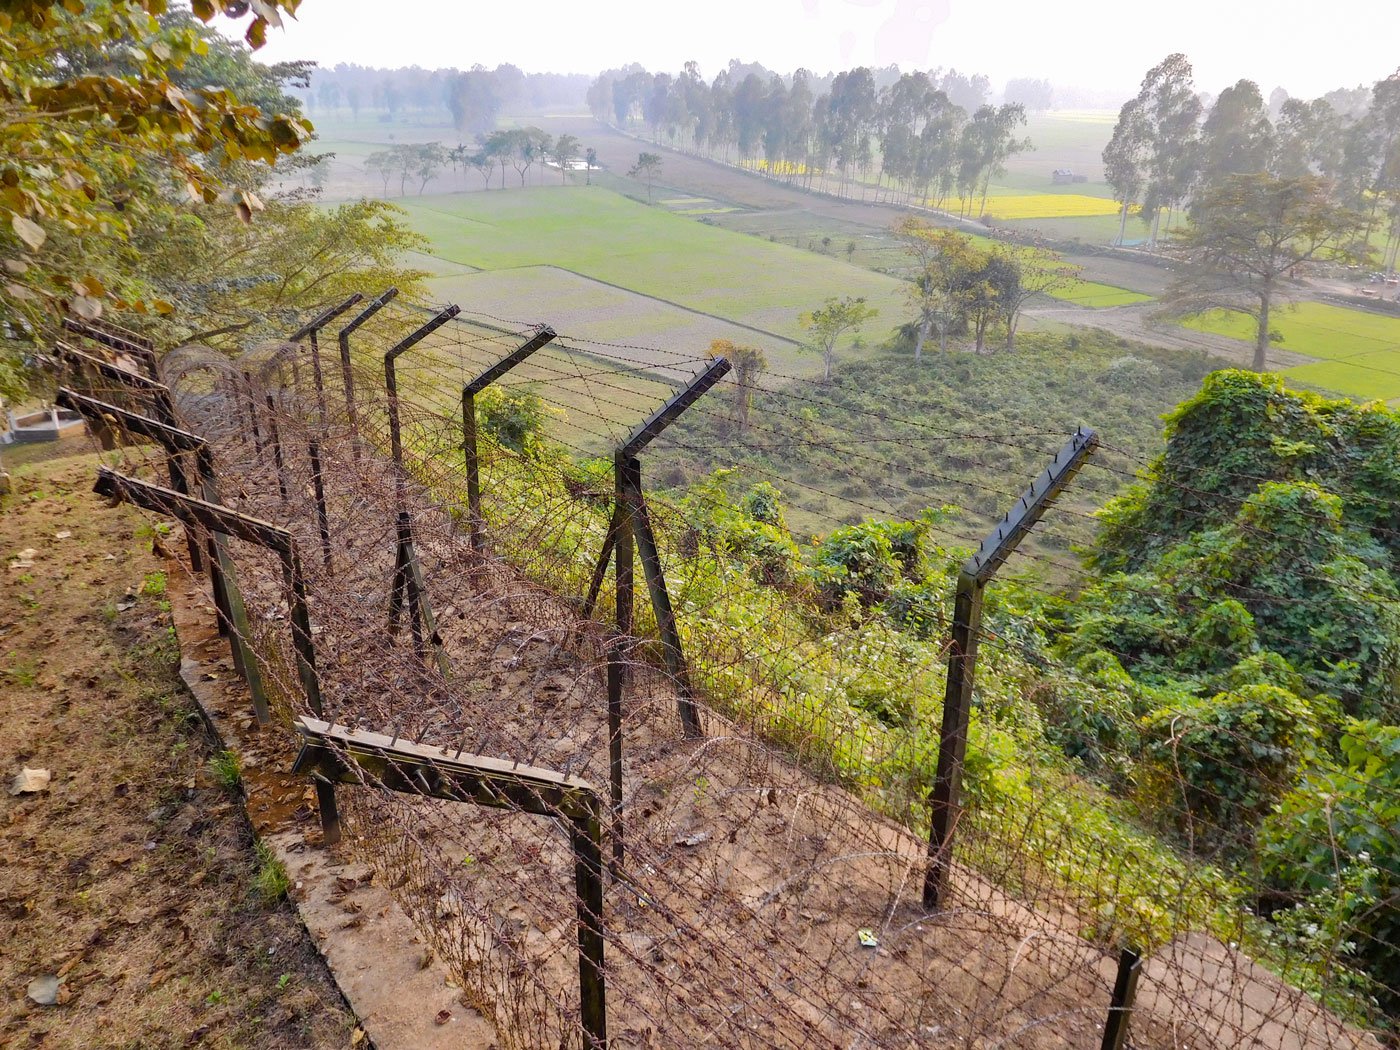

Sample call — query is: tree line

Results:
[363,131,597,198]
[294,62,589,131]
[1104,55,1400,369]
[586,64,1032,217]
[1105,53,1400,262]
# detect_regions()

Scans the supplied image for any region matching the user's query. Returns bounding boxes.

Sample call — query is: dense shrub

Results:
[1141,684,1315,849]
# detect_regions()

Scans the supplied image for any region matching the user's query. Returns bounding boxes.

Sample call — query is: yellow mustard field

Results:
[936,194,1127,220]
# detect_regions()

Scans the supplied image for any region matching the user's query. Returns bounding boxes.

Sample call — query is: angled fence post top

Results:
[61,315,158,375]
[93,467,293,557]
[963,425,1099,583]
[621,358,733,459]
[463,325,556,395]
[291,717,598,818]
[57,387,203,454]
[288,293,365,342]
[620,355,731,459]
[338,286,399,338]
[384,304,461,363]
[54,340,169,392]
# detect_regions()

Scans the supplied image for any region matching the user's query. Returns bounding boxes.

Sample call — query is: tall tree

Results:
[1162,174,1366,370]
[1196,80,1275,196]
[799,296,877,382]
[552,134,580,183]
[585,147,598,186]
[1135,54,1203,245]
[1104,97,1151,245]
[1272,97,1345,180]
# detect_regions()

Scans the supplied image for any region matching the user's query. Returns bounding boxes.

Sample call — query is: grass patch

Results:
[209,749,242,792]
[1182,301,1400,400]
[1048,280,1154,308]
[253,839,291,904]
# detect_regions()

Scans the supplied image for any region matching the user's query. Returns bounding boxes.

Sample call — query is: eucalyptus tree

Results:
[1196,80,1275,196]
[733,73,768,162]
[1135,54,1204,246]
[1104,96,1151,245]
[1272,98,1345,180]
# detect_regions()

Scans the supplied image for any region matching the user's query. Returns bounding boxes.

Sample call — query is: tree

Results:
[799,296,877,382]
[409,143,447,195]
[628,152,663,201]
[1133,54,1203,245]
[466,149,494,189]
[894,218,981,359]
[0,1,310,333]
[1004,78,1053,112]
[1104,97,1151,246]
[992,248,1078,351]
[1195,80,1275,196]
[585,148,598,186]
[1161,174,1366,370]
[552,134,580,183]
[445,68,502,137]
[483,130,513,189]
[365,151,396,196]
[707,339,767,431]
[135,198,429,346]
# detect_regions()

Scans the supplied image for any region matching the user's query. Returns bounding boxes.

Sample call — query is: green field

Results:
[1051,280,1154,308]
[398,186,914,376]
[1183,302,1400,400]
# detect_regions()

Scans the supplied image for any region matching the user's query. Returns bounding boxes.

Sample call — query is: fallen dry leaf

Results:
[10,767,51,795]
[26,974,60,1006]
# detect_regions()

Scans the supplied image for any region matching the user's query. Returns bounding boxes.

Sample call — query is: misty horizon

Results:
[237,0,1399,108]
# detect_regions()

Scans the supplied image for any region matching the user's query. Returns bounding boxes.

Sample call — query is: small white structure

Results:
[3,403,85,444]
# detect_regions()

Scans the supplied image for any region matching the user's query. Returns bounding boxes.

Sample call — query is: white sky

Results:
[245,0,1400,102]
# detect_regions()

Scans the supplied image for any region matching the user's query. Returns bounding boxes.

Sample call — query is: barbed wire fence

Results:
[44,299,1396,1050]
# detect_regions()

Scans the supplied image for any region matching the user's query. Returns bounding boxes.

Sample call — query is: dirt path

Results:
[0,450,358,1049]
[1023,300,1316,370]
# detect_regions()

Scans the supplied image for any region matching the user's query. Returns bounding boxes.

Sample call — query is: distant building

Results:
[1052,169,1089,185]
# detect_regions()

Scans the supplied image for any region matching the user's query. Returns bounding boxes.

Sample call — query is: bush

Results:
[477,386,549,453]
[1258,720,1400,1015]
[1142,684,1314,849]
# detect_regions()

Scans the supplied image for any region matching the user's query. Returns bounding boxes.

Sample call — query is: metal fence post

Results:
[1101,945,1143,1050]
[923,427,1098,908]
[383,304,460,503]
[287,293,365,416]
[460,325,556,552]
[337,288,398,456]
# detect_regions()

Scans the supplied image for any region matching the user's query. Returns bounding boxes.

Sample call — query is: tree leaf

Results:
[70,294,102,319]
[11,214,45,250]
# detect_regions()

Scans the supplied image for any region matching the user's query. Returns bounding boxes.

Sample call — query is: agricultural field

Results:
[1183,301,1400,401]
[421,264,789,384]
[396,185,913,376]
[941,193,1124,220]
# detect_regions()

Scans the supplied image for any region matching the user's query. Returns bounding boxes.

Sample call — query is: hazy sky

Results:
[245,0,1399,102]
